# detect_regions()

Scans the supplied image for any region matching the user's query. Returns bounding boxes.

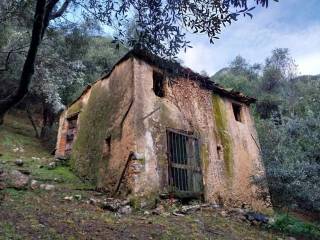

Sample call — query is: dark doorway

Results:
[65,115,78,154]
[153,71,165,97]
[167,129,203,197]
[232,103,242,122]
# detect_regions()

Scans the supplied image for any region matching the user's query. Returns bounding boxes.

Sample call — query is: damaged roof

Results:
[105,48,256,104]
[71,48,256,106]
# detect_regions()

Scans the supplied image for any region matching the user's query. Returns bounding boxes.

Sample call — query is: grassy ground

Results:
[0,112,317,239]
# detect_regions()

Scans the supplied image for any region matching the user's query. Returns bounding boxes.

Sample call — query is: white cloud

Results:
[178,1,320,76]
[297,53,320,75]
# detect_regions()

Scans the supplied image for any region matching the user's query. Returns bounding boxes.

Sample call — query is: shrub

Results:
[270,214,320,239]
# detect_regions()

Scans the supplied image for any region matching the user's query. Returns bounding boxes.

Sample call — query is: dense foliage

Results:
[271,213,320,239]
[0,2,127,140]
[0,0,275,124]
[212,49,320,214]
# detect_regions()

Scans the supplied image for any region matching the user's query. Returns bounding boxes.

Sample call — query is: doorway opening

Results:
[65,115,78,154]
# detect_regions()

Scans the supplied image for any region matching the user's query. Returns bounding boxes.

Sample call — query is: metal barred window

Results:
[167,129,203,196]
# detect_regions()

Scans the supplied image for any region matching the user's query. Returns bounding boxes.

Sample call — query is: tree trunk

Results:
[40,103,55,140]
[26,108,40,138]
[0,0,47,125]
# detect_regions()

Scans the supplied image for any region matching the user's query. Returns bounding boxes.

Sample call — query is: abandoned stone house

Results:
[55,49,268,210]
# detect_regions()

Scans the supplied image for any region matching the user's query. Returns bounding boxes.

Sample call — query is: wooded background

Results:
[1,0,319,216]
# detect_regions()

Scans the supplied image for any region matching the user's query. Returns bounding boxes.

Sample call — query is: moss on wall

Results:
[212,94,233,182]
[67,100,83,117]
[70,63,133,186]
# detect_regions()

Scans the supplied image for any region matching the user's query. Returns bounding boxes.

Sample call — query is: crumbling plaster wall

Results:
[131,58,267,210]
[55,87,92,157]
[66,59,136,193]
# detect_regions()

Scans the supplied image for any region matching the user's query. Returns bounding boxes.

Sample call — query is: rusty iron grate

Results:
[167,129,203,195]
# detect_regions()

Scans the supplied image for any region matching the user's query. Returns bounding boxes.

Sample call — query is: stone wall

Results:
[55,87,92,157]
[131,58,268,211]
[57,59,136,194]
[56,56,268,211]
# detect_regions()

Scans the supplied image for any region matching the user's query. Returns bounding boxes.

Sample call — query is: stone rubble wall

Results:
[131,58,269,211]
[56,56,269,211]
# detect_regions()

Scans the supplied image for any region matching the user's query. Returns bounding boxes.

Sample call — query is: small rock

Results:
[0,182,6,190]
[102,198,126,211]
[140,200,148,209]
[19,169,31,175]
[181,204,201,214]
[268,217,275,224]
[74,194,82,200]
[143,211,150,215]
[64,196,73,201]
[15,159,24,167]
[244,212,269,224]
[287,237,296,240]
[0,170,6,190]
[172,211,185,217]
[12,147,19,153]
[44,184,55,191]
[89,198,101,205]
[40,184,55,191]
[220,210,228,217]
[118,205,132,215]
[55,155,69,161]
[47,162,56,170]
[152,205,165,215]
[6,170,30,189]
[210,203,221,209]
[53,178,61,182]
[30,180,39,190]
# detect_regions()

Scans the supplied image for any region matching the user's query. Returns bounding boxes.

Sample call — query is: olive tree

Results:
[0,0,274,124]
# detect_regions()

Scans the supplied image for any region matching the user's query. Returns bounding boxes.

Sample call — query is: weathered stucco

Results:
[130,58,268,210]
[56,54,269,211]
[56,59,136,194]
[55,87,92,157]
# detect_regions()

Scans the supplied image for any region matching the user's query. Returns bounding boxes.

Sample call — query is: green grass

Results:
[33,166,93,189]
[0,111,93,191]
[2,188,28,200]
[270,213,320,239]
[0,114,51,162]
[1,111,319,240]
[0,222,23,240]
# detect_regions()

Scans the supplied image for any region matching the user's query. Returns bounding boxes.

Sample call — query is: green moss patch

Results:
[71,66,133,187]
[67,100,83,117]
[212,94,234,182]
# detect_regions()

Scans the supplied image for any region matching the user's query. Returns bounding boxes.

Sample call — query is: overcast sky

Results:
[178,0,320,76]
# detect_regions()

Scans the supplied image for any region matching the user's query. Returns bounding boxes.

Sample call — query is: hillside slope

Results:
[0,112,305,239]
